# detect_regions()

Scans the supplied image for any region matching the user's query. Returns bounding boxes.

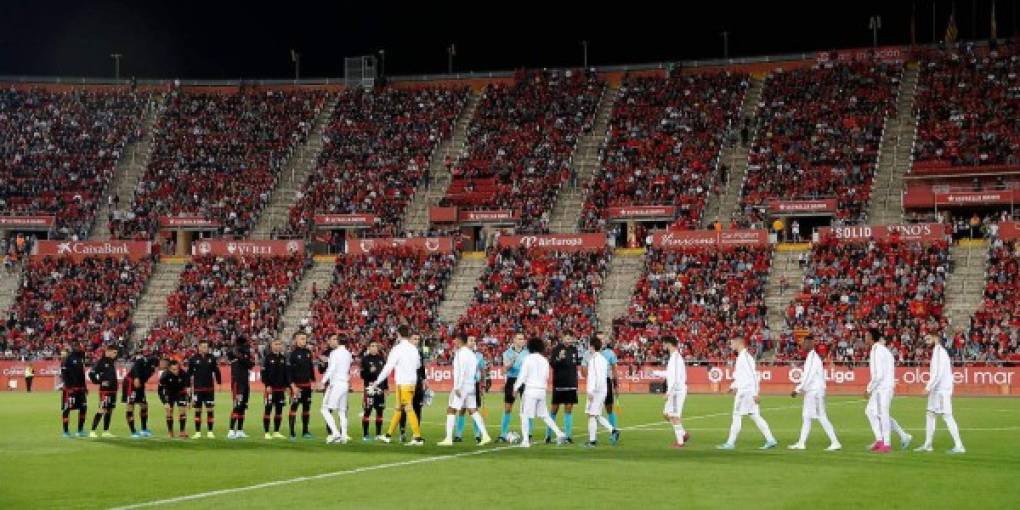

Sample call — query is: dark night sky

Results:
[1,1,1017,80]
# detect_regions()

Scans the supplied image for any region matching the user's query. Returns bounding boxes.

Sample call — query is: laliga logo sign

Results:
[707,367,772,383]
[425,238,440,251]
[708,367,724,383]
[788,367,856,384]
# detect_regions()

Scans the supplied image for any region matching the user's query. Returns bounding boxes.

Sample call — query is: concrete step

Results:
[130,261,187,343]
[437,256,488,323]
[596,252,645,334]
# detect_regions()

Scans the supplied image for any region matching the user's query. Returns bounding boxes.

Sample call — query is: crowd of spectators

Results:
[442,69,603,232]
[0,88,149,239]
[959,234,1020,362]
[579,72,747,232]
[738,62,901,226]
[142,253,307,355]
[110,90,325,239]
[279,87,467,238]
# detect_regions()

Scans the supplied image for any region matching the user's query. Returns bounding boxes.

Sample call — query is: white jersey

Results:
[926,343,953,394]
[665,350,687,393]
[867,343,895,393]
[730,349,759,395]
[374,339,420,386]
[795,350,826,394]
[514,353,551,394]
[452,346,478,394]
[322,346,352,387]
[586,351,608,394]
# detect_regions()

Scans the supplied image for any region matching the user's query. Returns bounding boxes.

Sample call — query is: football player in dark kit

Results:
[122,350,158,438]
[158,359,190,439]
[547,334,582,443]
[60,344,89,437]
[360,340,387,441]
[263,339,290,439]
[89,345,120,438]
[287,332,316,440]
[227,337,255,439]
[188,340,222,438]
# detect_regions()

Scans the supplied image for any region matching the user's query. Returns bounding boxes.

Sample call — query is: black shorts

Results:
[168,393,189,408]
[552,388,578,405]
[264,388,286,407]
[62,389,87,411]
[232,383,250,410]
[126,388,147,405]
[192,390,215,407]
[99,391,117,410]
[504,378,518,404]
[605,379,615,406]
[290,387,312,406]
[412,385,424,409]
[363,390,385,410]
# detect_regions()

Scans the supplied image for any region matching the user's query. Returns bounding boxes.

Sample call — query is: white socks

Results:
[750,413,775,442]
[471,412,488,438]
[891,417,909,442]
[798,416,839,446]
[321,407,338,437]
[542,415,564,439]
[588,415,614,442]
[727,414,742,445]
[444,414,456,441]
[673,423,686,444]
[924,411,937,447]
[926,412,964,449]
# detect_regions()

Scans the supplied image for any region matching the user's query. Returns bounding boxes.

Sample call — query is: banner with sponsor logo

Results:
[652,229,769,249]
[428,206,458,224]
[815,45,906,64]
[313,214,378,228]
[345,237,455,255]
[815,223,948,243]
[458,209,519,224]
[767,199,838,215]
[496,233,607,252]
[607,205,677,221]
[158,216,222,229]
[0,215,55,229]
[32,240,152,261]
[3,361,1017,396]
[192,240,305,257]
[933,190,1020,206]
[999,222,1020,241]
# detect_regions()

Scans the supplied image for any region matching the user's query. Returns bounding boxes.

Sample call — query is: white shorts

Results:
[448,387,478,410]
[520,390,549,419]
[585,391,607,415]
[664,389,687,418]
[802,390,827,420]
[322,383,349,411]
[926,390,953,414]
[733,391,759,416]
[865,388,893,418]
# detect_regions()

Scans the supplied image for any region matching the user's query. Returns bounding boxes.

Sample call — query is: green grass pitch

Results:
[1,391,1018,509]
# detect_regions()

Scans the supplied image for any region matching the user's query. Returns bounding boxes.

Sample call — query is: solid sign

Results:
[32,241,152,261]
[0,216,55,229]
[652,229,769,249]
[192,240,305,257]
[607,205,677,220]
[345,237,455,255]
[767,199,838,214]
[158,216,221,229]
[313,214,378,228]
[816,224,948,243]
[496,233,607,252]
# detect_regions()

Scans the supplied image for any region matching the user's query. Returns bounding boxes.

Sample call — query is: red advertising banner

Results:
[934,190,1020,206]
[767,199,838,214]
[458,209,519,223]
[815,45,906,64]
[0,215,55,229]
[999,222,1020,241]
[496,233,607,252]
[345,237,455,255]
[158,216,221,229]
[607,205,677,220]
[3,361,1017,396]
[428,206,458,224]
[192,240,305,257]
[313,214,378,228]
[31,241,153,261]
[816,223,949,243]
[911,162,1020,176]
[652,229,769,249]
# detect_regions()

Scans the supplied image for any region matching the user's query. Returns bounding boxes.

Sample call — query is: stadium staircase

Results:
[764,245,809,336]
[710,76,764,224]
[868,64,920,225]
[90,99,163,240]
[548,83,619,234]
[252,99,337,239]
[596,249,645,334]
[0,264,23,317]
[129,258,188,344]
[402,91,481,233]
[278,257,336,343]
[437,252,487,323]
[944,240,988,333]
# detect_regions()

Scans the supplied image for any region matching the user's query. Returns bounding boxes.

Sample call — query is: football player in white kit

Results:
[788,334,841,451]
[582,337,620,448]
[865,329,912,453]
[915,334,965,454]
[661,336,689,449]
[438,334,492,446]
[513,337,567,448]
[319,335,352,444]
[717,336,777,450]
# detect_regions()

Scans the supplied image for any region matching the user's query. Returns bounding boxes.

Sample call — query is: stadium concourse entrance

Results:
[158,224,220,256]
[769,212,832,243]
[611,219,672,248]
[460,222,515,252]
[310,224,370,254]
